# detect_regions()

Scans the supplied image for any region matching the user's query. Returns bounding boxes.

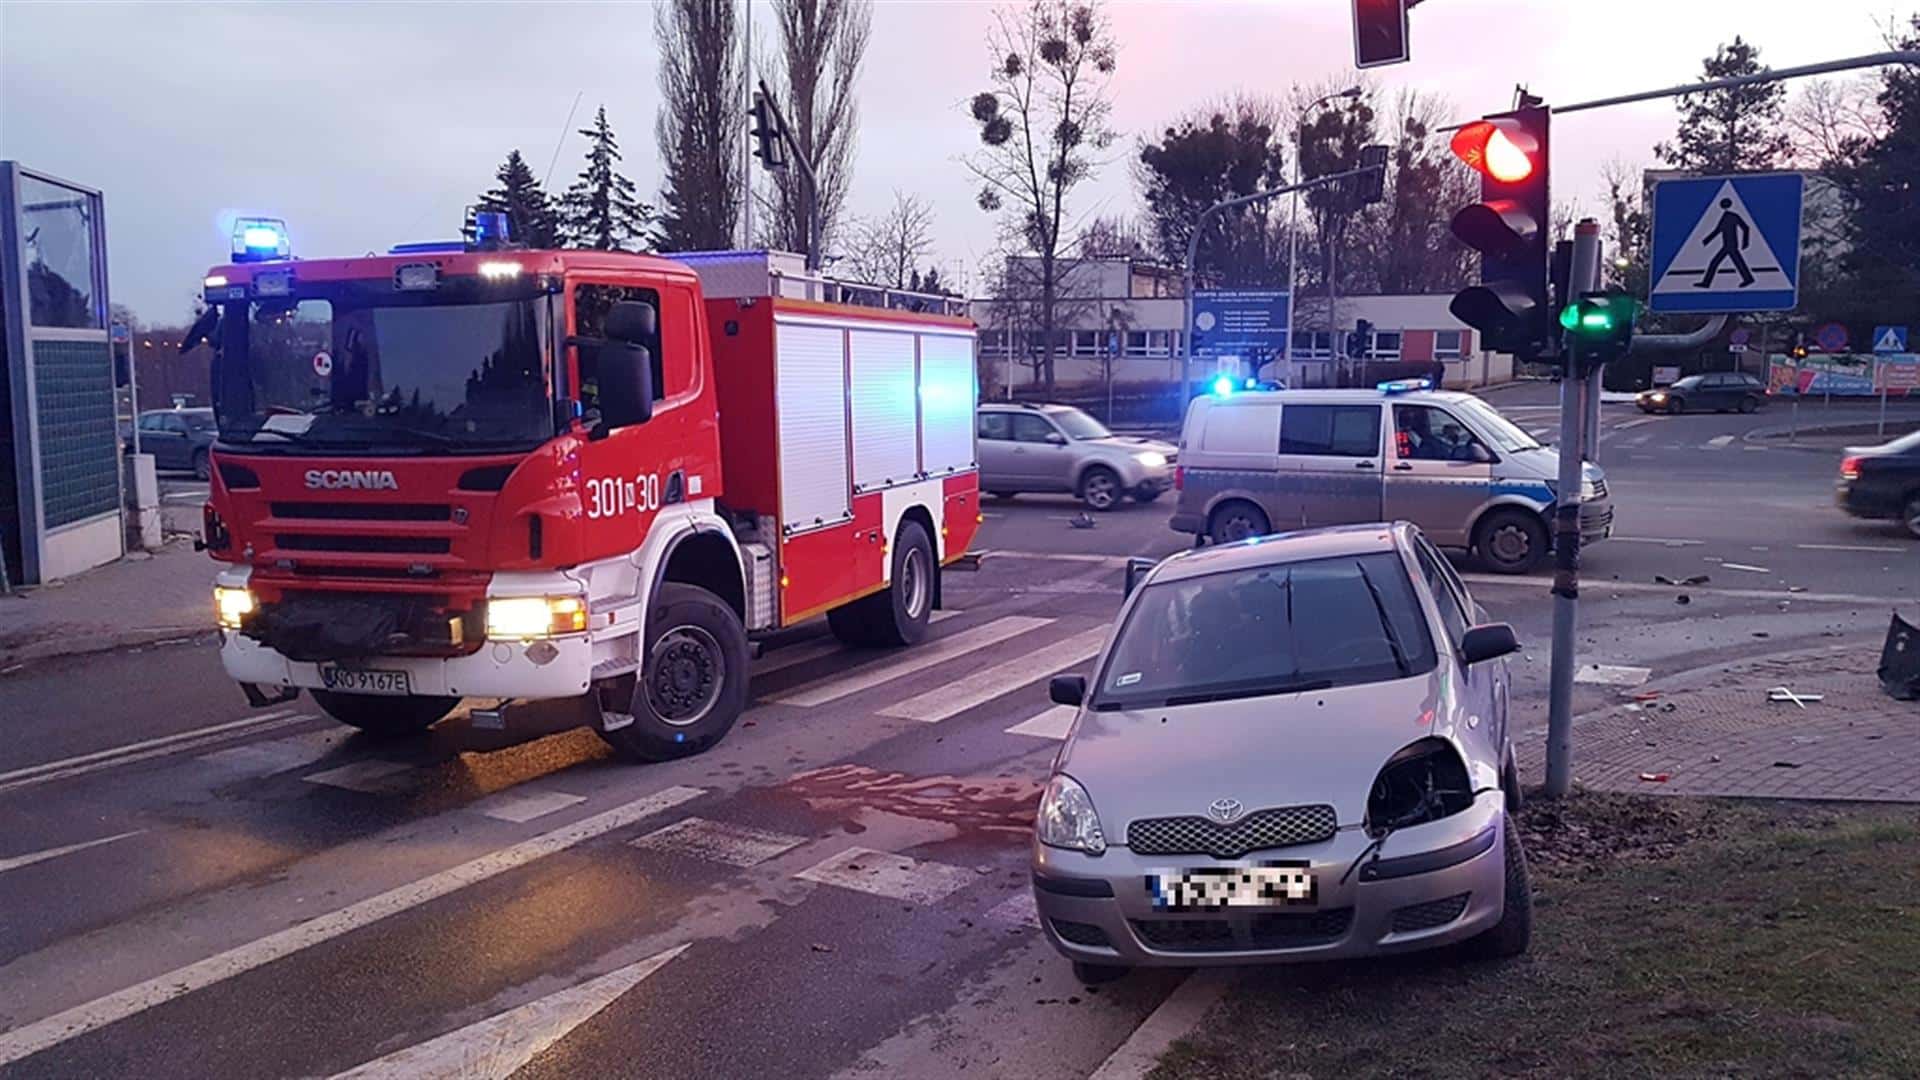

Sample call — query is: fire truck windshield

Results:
[212,290,553,451]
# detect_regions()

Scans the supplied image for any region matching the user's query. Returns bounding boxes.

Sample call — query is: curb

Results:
[0,625,212,672]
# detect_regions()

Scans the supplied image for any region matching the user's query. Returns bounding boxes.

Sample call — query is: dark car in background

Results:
[1636,372,1768,414]
[130,407,218,479]
[1836,429,1920,538]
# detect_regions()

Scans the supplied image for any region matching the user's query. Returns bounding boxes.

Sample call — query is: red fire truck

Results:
[193,217,979,761]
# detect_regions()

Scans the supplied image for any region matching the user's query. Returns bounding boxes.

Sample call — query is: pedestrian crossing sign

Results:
[1872,325,1908,353]
[1648,172,1803,313]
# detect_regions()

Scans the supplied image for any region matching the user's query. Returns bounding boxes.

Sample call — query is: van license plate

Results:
[318,666,411,696]
[1149,866,1316,910]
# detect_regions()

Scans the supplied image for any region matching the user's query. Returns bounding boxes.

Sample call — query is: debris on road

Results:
[1767,687,1822,708]
[811,943,835,953]
[1639,772,1670,783]
[1628,691,1662,702]
[1067,513,1096,530]
[1878,612,1920,701]
[1654,574,1710,586]
[1772,761,1803,769]
[1721,563,1772,574]
[1675,594,1691,605]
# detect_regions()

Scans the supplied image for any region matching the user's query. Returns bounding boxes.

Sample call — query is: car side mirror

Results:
[1124,557,1156,597]
[1044,431,1067,446]
[595,340,654,435]
[1049,674,1087,707]
[1469,443,1495,464]
[1460,623,1520,665]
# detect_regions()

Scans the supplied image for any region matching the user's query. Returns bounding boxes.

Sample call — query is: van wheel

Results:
[1475,509,1547,574]
[1206,501,1270,544]
[312,691,458,738]
[1079,467,1121,511]
[595,583,750,762]
[828,520,934,647]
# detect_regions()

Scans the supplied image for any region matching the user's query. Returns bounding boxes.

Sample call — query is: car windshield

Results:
[1093,551,1438,710]
[1049,407,1112,440]
[1451,396,1541,453]
[212,290,553,451]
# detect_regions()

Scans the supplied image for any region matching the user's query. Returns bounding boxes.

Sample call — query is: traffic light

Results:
[750,91,788,171]
[1558,293,1635,370]
[1448,105,1550,362]
[1351,0,1410,68]
[1351,318,1374,359]
[1356,144,1389,205]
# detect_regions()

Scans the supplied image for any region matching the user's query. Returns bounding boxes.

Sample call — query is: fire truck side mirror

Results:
[595,341,655,436]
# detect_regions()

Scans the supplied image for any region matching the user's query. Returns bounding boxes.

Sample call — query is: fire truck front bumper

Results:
[221,630,595,701]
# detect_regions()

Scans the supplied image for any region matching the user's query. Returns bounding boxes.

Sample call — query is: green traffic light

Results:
[1559,296,1635,336]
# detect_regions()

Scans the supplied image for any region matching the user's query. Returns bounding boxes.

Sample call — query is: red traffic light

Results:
[1450,119,1539,183]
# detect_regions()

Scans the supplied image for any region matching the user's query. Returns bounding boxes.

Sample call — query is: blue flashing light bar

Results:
[471,211,512,250]
[1211,375,1236,397]
[231,217,290,263]
[1377,378,1434,394]
[389,241,466,255]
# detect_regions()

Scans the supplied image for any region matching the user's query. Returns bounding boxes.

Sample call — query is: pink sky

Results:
[1,0,1902,320]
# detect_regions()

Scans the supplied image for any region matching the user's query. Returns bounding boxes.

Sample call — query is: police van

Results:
[1168,380,1612,573]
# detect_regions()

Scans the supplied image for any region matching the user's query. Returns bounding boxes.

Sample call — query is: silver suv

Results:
[977,403,1178,511]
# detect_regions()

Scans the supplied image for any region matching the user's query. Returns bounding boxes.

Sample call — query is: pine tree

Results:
[561,107,654,251]
[1655,36,1792,173]
[476,150,560,248]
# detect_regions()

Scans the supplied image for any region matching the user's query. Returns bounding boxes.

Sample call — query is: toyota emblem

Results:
[1207,797,1244,823]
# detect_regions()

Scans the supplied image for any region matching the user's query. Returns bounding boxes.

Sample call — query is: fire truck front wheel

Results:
[311,691,459,739]
[597,583,751,762]
[827,520,934,648]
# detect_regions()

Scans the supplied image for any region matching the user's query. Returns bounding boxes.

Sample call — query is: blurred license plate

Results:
[317,665,410,695]
[1150,866,1316,911]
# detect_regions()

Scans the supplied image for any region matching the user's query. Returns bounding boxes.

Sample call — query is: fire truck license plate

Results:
[317,666,412,696]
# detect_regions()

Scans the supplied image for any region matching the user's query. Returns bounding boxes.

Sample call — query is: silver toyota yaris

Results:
[1031,522,1531,982]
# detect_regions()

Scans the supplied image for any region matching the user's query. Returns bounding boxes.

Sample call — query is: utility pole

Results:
[741,0,753,249]
[1543,219,1600,799]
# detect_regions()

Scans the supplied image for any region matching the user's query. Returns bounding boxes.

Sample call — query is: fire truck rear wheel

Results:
[827,520,934,648]
[311,691,458,739]
[598,582,750,762]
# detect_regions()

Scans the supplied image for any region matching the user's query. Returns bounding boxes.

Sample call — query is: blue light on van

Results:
[1211,375,1235,397]
[1377,378,1433,394]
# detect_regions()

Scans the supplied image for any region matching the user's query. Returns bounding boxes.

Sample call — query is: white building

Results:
[968,255,1513,400]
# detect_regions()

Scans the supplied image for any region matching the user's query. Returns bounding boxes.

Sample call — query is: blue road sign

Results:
[1872,325,1909,353]
[1191,289,1289,356]
[1814,322,1850,353]
[1649,172,1803,313]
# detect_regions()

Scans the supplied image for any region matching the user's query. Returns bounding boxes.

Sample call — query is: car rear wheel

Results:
[192,449,211,481]
[1904,493,1920,539]
[1206,500,1270,544]
[1464,812,1533,960]
[1475,509,1548,574]
[1738,395,1760,413]
[312,691,458,738]
[1078,466,1121,511]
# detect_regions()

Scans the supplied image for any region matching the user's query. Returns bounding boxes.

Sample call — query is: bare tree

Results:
[1785,76,1888,168]
[1077,214,1154,260]
[842,191,936,288]
[760,0,871,258]
[966,0,1117,395]
[654,0,744,251]
[1353,89,1476,295]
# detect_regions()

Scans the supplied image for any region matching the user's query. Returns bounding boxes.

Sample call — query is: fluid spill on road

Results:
[774,764,1040,837]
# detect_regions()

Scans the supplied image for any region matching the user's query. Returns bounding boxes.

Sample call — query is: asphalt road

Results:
[1,392,1914,1078]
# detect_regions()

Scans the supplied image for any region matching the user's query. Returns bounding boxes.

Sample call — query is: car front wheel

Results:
[1464,812,1533,960]
[1079,466,1121,511]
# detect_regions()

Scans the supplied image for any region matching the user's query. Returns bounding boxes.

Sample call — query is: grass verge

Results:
[1150,791,1920,1079]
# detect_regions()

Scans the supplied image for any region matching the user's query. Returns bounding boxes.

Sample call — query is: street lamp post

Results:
[1285,87,1360,386]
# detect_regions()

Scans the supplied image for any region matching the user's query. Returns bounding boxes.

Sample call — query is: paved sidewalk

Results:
[0,540,212,668]
[1518,641,1920,802]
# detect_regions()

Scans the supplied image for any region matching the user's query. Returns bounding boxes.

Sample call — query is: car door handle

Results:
[1393,462,1414,471]
[1355,461,1376,470]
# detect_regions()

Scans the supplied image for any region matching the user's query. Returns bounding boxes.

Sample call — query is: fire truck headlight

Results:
[215,586,255,629]
[486,595,589,640]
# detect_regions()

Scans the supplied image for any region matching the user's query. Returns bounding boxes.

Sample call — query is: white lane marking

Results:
[1614,416,1660,430]
[1705,434,1736,449]
[978,550,1120,565]
[983,890,1041,930]
[1573,664,1652,687]
[469,789,587,824]
[1527,427,1554,438]
[0,712,310,795]
[330,943,689,1079]
[1461,575,1883,605]
[303,759,416,795]
[1609,537,1705,547]
[796,846,979,905]
[769,616,1052,707]
[879,627,1107,723]
[752,611,967,677]
[1744,444,1768,451]
[630,817,808,867]
[1797,542,1903,553]
[1719,562,1772,573]
[0,830,146,876]
[1088,969,1235,1080]
[197,730,345,778]
[0,786,706,1066]
[1005,705,1078,741]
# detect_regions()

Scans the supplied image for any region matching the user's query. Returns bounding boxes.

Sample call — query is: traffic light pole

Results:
[755,79,823,273]
[1544,219,1601,799]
